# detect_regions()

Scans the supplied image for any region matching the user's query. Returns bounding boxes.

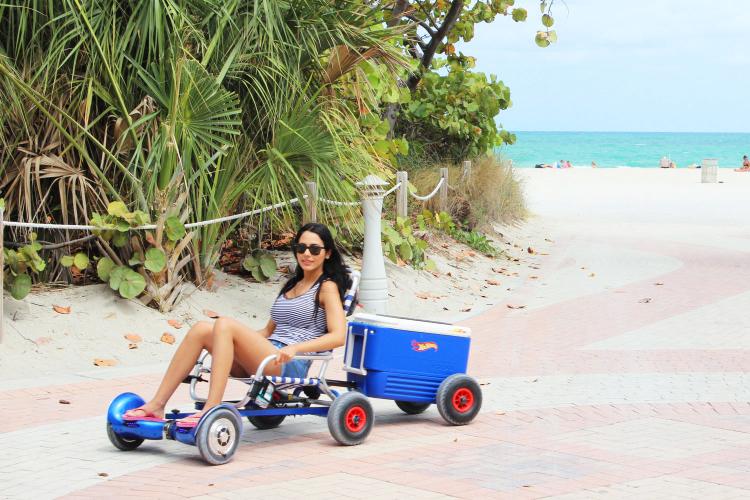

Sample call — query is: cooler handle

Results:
[343,325,368,376]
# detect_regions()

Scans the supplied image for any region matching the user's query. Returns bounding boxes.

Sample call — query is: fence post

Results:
[395,171,408,221]
[439,167,449,213]
[304,181,318,223]
[0,206,4,344]
[462,160,472,182]
[356,174,388,315]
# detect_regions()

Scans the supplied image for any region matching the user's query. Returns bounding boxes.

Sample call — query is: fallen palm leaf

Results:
[53,305,71,314]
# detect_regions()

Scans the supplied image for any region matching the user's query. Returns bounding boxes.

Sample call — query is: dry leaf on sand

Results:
[124,333,142,343]
[654,282,664,286]
[460,307,472,312]
[128,343,138,349]
[485,279,500,286]
[53,305,71,314]
[415,292,431,300]
[203,309,220,319]
[160,332,176,345]
[94,358,117,367]
[638,297,652,303]
[59,399,71,405]
[167,319,183,329]
[506,304,526,309]
[527,247,535,254]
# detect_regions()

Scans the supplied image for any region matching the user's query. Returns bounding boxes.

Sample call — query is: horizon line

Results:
[511,130,750,134]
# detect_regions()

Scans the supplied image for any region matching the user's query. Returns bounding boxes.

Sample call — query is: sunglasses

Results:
[293,243,326,256]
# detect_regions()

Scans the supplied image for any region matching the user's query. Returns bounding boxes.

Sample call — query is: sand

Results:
[1,166,746,381]
[0,217,552,381]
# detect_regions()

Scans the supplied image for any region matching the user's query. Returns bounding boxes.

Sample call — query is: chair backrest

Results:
[343,269,360,316]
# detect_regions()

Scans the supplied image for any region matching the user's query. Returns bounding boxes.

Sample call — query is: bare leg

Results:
[129,321,215,418]
[201,317,280,412]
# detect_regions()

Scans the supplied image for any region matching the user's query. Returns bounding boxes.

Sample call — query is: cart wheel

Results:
[395,401,431,415]
[436,374,482,425]
[327,391,373,446]
[107,422,144,451]
[247,414,286,430]
[196,407,243,465]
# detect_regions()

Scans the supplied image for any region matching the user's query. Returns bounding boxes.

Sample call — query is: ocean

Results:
[500,131,750,168]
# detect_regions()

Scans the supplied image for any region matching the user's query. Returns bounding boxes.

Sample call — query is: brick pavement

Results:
[3,185,750,498]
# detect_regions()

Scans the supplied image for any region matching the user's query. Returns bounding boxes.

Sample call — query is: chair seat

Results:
[229,374,320,390]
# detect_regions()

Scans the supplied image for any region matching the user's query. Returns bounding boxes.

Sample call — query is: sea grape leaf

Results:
[97,257,115,281]
[144,247,166,273]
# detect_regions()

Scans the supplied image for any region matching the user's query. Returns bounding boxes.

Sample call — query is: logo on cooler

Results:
[411,340,438,352]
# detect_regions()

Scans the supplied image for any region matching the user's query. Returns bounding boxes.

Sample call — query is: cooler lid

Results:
[350,313,471,337]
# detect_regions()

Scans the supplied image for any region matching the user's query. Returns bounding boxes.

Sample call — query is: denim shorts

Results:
[269,339,312,379]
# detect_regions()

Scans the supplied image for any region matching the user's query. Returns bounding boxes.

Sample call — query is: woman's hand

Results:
[275,345,298,365]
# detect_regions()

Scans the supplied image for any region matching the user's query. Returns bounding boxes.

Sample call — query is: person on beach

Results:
[736,155,750,172]
[564,160,573,168]
[122,222,350,427]
[659,156,670,168]
[591,161,598,168]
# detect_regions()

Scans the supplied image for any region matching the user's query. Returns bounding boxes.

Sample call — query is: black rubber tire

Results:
[247,414,286,430]
[435,374,482,426]
[395,400,431,415]
[196,407,243,465]
[327,391,373,446]
[107,422,144,451]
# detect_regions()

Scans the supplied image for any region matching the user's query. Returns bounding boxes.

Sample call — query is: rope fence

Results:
[408,177,444,201]
[0,168,451,233]
[0,165,459,343]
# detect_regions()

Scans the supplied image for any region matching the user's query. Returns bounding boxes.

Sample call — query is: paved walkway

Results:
[2,171,750,499]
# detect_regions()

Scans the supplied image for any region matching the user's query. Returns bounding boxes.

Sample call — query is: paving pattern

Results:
[2,172,750,498]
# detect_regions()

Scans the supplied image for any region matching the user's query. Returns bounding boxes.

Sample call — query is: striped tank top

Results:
[268,281,328,347]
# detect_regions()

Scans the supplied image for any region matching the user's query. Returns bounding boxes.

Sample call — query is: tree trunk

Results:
[407,0,463,91]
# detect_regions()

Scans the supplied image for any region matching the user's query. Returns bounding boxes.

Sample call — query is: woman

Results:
[123,223,350,427]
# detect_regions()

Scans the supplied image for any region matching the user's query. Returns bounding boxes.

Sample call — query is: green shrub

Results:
[382,217,435,270]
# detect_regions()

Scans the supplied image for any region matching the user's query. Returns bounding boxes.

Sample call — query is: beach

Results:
[2,167,750,497]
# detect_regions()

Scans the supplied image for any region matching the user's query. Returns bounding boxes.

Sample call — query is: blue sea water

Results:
[499,131,750,168]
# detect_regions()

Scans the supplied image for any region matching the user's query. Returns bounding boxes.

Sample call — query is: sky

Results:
[462,0,750,133]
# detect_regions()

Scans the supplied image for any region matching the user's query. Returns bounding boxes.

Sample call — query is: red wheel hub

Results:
[452,388,474,413]
[345,406,367,433]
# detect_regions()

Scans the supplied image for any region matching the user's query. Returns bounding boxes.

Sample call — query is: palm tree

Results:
[0,0,410,308]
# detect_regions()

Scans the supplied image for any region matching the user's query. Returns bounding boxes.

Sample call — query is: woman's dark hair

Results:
[278,223,351,316]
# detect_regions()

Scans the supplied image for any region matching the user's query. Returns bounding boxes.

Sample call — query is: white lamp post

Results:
[356,174,388,315]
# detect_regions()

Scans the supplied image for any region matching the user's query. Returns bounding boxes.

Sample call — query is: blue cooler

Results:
[343,313,472,403]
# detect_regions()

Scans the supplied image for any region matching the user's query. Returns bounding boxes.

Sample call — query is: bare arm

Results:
[257,318,276,338]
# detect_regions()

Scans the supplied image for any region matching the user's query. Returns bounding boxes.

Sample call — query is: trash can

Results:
[701,158,718,183]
